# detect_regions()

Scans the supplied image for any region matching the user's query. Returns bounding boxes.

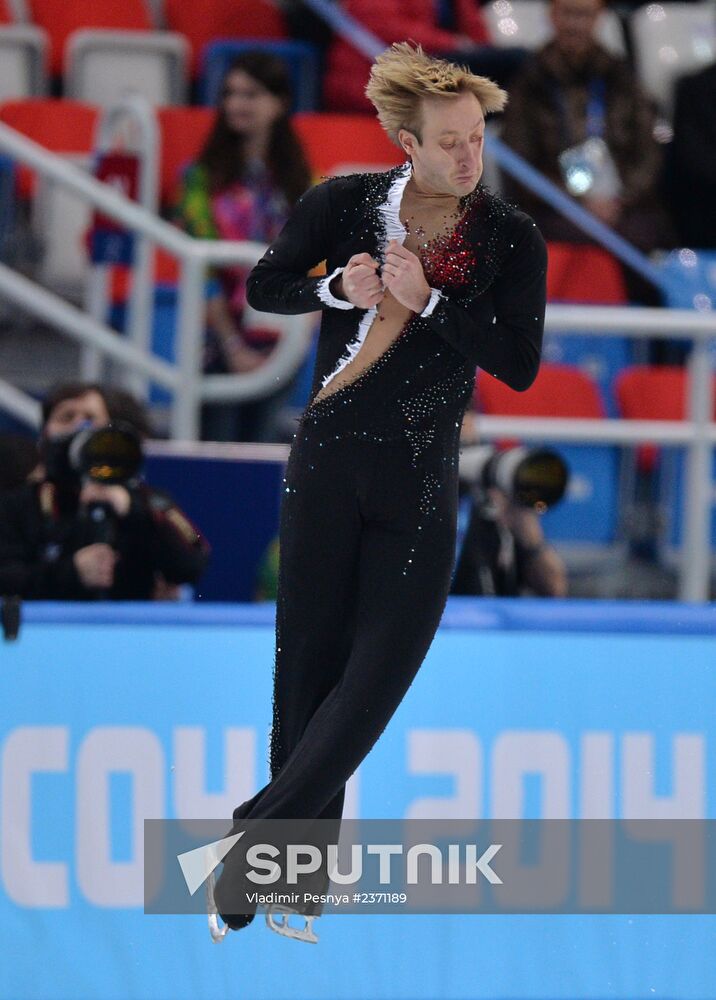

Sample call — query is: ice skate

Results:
[206,870,232,943]
[265,904,320,943]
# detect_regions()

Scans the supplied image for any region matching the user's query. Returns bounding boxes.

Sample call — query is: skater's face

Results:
[398,92,485,198]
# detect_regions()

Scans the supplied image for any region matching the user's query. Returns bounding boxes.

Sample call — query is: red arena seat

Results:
[157,105,214,207]
[164,0,287,76]
[293,113,404,179]
[546,242,628,304]
[27,0,152,76]
[0,98,100,196]
[615,365,716,470]
[475,362,605,419]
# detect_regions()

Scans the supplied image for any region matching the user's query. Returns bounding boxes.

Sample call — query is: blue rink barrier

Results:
[2,598,716,1000]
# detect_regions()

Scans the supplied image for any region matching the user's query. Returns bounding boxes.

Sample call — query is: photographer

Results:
[0,382,210,601]
[451,417,568,597]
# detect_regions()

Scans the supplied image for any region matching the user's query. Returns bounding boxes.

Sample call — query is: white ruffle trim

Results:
[420,287,444,317]
[320,162,413,391]
[316,266,356,310]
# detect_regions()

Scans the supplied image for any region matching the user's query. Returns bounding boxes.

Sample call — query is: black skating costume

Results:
[213,161,547,924]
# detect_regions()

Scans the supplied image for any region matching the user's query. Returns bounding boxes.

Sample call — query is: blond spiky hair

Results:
[365,42,507,145]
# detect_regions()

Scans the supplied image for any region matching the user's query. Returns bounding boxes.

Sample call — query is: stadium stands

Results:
[484,0,626,55]
[474,364,623,552]
[65,28,189,107]
[27,0,153,76]
[0,97,99,195]
[630,1,716,114]
[163,0,287,76]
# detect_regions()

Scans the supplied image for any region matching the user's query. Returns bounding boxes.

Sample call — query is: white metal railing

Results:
[0,115,313,439]
[0,116,715,600]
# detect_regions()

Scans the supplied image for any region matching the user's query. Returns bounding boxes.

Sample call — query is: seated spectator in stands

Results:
[174,51,313,443]
[0,432,39,492]
[323,0,528,114]
[500,0,674,304]
[450,415,567,597]
[0,382,210,601]
[669,61,716,249]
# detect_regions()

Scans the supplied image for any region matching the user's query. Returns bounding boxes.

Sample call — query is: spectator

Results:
[669,61,716,249]
[499,0,674,304]
[323,0,528,114]
[451,415,567,596]
[174,51,313,443]
[0,382,210,601]
[0,433,39,492]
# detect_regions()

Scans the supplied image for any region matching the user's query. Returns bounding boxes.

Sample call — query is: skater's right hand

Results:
[337,253,384,309]
[73,543,118,590]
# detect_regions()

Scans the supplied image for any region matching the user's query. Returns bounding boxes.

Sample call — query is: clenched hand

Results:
[382,241,431,313]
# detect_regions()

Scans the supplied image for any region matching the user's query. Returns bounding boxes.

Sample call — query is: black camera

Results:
[41,422,145,557]
[458,444,569,511]
[42,421,144,488]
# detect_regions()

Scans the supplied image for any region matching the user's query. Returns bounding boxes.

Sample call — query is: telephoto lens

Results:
[69,421,143,485]
[458,444,569,511]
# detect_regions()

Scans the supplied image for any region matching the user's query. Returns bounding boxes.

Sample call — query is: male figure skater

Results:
[210,41,547,940]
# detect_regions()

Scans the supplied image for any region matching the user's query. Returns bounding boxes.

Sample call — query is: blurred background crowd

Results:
[0,0,715,604]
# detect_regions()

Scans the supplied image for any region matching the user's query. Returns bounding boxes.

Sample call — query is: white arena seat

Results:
[65,28,189,107]
[0,25,47,100]
[630,2,715,114]
[31,154,93,301]
[484,0,626,55]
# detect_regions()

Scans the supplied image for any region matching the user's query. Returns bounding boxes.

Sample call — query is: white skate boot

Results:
[265,904,319,943]
[206,870,231,943]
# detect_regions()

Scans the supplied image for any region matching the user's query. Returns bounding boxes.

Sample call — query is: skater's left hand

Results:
[382,240,432,314]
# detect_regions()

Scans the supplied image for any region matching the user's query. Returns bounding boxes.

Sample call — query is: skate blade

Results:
[206,871,231,943]
[265,904,319,943]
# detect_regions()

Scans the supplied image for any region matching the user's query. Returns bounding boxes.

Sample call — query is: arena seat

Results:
[0,98,99,196]
[546,242,628,304]
[27,0,153,76]
[544,241,631,414]
[615,364,716,563]
[201,39,320,113]
[615,364,716,465]
[476,363,605,419]
[474,364,623,558]
[164,0,287,76]
[65,28,189,107]
[156,105,214,206]
[31,151,93,300]
[0,0,15,22]
[0,25,48,100]
[484,0,626,54]
[293,113,404,179]
[630,1,715,114]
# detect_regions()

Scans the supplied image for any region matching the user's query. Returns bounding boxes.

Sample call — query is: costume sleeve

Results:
[246,178,356,315]
[421,215,547,391]
[129,486,211,585]
[0,487,89,599]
